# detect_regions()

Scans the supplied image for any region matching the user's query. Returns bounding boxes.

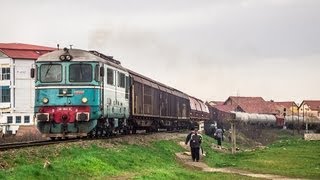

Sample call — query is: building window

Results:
[7,116,13,123]
[1,86,10,102]
[107,68,114,85]
[24,116,30,123]
[16,116,21,123]
[2,67,10,80]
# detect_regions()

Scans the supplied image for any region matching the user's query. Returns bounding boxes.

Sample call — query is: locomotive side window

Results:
[40,64,62,83]
[94,64,100,82]
[69,64,92,82]
[125,76,129,99]
[107,68,114,85]
[118,72,125,88]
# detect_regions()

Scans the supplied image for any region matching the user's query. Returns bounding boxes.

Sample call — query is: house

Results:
[0,43,54,134]
[273,101,299,117]
[299,100,320,123]
[224,96,276,114]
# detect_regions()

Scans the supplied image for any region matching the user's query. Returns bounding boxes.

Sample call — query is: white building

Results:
[0,43,54,134]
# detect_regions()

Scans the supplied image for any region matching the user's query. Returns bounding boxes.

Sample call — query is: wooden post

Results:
[231,120,236,154]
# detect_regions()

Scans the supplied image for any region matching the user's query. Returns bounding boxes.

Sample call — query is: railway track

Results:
[0,139,81,151]
[0,130,185,151]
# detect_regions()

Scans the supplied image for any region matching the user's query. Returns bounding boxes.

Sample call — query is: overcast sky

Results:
[1,0,320,103]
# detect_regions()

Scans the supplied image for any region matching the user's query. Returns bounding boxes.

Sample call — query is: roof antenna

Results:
[70,45,73,49]
[57,44,60,50]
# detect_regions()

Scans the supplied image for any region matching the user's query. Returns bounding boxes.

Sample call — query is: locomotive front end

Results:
[33,49,103,138]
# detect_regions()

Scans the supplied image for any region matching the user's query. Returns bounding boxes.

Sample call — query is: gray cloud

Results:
[1,0,320,103]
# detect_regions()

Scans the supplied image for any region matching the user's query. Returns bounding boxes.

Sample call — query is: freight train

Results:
[31,48,209,139]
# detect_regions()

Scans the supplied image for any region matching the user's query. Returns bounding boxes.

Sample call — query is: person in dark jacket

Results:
[214,127,223,149]
[185,128,202,162]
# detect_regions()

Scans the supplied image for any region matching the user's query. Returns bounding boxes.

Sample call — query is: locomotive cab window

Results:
[107,68,114,85]
[40,64,62,83]
[69,64,92,82]
[118,72,125,88]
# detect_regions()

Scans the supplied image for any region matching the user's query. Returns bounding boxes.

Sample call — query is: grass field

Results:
[0,132,319,179]
[0,140,252,180]
[202,134,320,179]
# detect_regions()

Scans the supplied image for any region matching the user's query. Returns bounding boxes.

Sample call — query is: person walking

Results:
[185,128,202,162]
[214,126,223,149]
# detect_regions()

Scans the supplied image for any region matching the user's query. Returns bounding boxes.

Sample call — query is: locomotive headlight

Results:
[59,55,66,61]
[42,97,49,104]
[82,97,88,104]
[59,55,73,61]
[65,55,73,61]
[62,89,67,95]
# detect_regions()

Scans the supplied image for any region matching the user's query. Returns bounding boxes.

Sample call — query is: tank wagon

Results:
[231,111,277,126]
[32,48,209,138]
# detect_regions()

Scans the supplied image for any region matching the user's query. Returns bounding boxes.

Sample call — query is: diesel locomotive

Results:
[31,48,209,138]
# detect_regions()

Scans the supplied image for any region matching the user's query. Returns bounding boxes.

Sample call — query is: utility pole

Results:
[292,104,294,135]
[303,103,309,133]
[230,115,237,154]
[283,108,287,129]
[297,104,300,134]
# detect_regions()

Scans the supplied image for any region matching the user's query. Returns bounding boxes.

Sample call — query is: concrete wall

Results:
[14,59,35,113]
[304,133,320,141]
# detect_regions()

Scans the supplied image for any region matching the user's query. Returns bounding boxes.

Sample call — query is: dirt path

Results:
[176,142,304,180]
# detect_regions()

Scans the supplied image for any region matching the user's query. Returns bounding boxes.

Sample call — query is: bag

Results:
[190,133,201,148]
[213,133,218,140]
[215,129,222,139]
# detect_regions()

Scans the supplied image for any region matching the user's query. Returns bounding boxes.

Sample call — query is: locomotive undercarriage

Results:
[88,118,130,137]
[37,119,97,139]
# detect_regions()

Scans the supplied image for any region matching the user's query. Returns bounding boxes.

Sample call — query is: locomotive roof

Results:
[37,49,126,71]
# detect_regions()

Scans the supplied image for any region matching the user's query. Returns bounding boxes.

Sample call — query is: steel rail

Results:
[0,139,80,151]
[0,130,184,151]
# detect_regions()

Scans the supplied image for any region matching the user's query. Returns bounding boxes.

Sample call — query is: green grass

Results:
[202,135,320,179]
[1,133,318,179]
[0,140,252,180]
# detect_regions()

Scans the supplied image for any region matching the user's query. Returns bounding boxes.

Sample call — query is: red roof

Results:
[213,104,237,113]
[302,100,320,111]
[0,43,55,60]
[224,96,274,114]
[274,101,298,110]
[265,102,283,114]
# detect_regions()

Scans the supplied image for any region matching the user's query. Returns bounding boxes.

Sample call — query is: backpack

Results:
[190,133,202,148]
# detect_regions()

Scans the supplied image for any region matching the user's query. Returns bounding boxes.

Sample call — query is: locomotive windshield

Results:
[40,64,62,82]
[69,64,92,82]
